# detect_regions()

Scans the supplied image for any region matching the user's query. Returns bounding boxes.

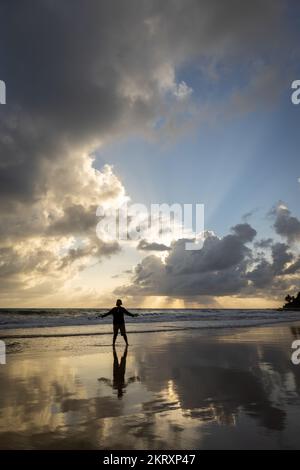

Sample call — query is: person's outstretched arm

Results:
[124,308,138,318]
[98,308,113,319]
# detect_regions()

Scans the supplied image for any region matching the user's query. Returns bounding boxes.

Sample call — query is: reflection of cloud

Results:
[1,324,300,449]
[0,356,122,449]
[133,328,300,435]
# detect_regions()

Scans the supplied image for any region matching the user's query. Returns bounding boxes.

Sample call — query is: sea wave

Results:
[0,308,300,338]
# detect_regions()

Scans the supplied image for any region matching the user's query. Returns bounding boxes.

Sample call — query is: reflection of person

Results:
[113,345,128,399]
[98,346,140,399]
[98,299,138,346]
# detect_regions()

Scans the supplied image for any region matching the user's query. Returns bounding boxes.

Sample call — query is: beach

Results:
[1,316,300,450]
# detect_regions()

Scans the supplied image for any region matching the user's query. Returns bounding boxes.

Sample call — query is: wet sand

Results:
[1,322,300,449]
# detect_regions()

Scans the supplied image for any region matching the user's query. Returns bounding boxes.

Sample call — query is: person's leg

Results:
[123,334,128,346]
[120,324,128,346]
[113,324,118,346]
[113,333,118,346]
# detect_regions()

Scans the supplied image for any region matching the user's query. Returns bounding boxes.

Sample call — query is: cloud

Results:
[117,223,256,298]
[247,242,293,289]
[117,212,300,301]
[0,0,289,203]
[271,203,300,242]
[0,1,295,304]
[231,224,257,243]
[137,239,171,252]
[284,258,300,275]
[166,224,256,277]
[254,238,273,249]
[242,209,259,222]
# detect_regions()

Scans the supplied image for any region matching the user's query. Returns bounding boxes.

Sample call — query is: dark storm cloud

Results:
[247,242,293,289]
[284,258,300,275]
[254,238,274,249]
[58,239,120,271]
[231,224,257,243]
[117,223,255,298]
[271,203,300,243]
[241,203,300,292]
[47,204,99,236]
[271,243,293,274]
[117,213,300,300]
[0,0,288,204]
[166,224,256,276]
[0,0,293,301]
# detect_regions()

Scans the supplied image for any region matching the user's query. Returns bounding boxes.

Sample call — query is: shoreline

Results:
[1,315,300,340]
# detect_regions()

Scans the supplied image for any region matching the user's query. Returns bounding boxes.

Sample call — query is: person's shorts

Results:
[113,323,126,336]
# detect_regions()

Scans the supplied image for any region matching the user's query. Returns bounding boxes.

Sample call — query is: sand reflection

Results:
[0,323,300,449]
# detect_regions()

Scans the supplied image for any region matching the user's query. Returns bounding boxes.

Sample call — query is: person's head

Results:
[116,299,122,307]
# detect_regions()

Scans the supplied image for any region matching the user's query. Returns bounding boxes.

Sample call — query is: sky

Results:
[0,0,300,308]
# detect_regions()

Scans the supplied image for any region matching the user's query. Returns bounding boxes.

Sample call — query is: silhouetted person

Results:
[98,299,138,346]
[98,345,140,399]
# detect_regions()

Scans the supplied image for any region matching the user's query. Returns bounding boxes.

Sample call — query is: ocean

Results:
[0,308,300,338]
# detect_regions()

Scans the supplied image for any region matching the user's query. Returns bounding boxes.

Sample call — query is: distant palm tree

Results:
[285,295,292,303]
